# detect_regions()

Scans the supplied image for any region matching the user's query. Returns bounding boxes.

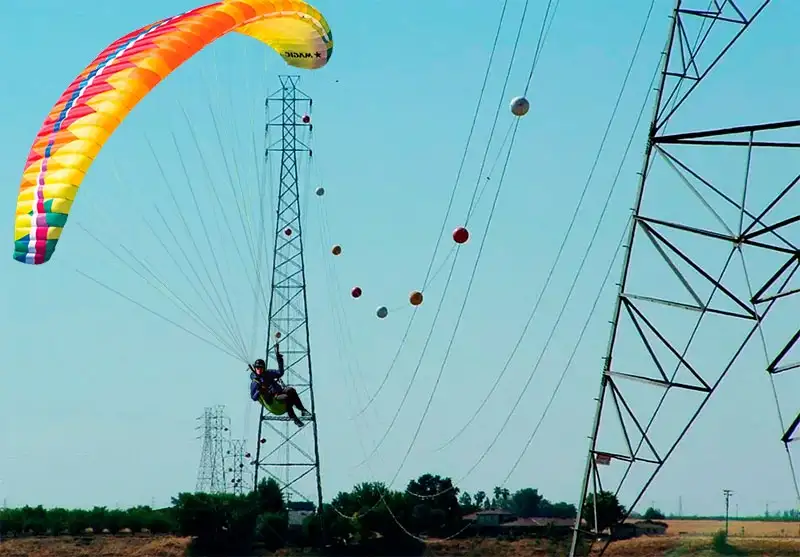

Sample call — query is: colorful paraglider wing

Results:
[13,0,332,265]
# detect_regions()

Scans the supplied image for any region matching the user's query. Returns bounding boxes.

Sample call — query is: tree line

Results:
[0,473,629,555]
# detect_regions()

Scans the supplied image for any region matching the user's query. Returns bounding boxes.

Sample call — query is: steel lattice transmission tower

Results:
[252,74,323,514]
[196,405,231,493]
[570,1,800,555]
[226,439,250,495]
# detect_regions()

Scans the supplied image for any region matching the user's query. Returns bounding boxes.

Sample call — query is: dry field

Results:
[420,536,800,556]
[602,536,800,556]
[663,519,800,538]
[3,529,800,557]
[0,535,190,557]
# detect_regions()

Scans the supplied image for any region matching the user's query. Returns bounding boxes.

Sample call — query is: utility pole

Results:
[723,489,733,536]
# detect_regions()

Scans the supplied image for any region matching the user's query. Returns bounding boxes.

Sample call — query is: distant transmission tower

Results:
[570,2,799,555]
[252,75,323,515]
[196,405,231,493]
[227,439,250,495]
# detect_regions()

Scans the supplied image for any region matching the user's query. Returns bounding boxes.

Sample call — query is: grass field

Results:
[663,519,800,538]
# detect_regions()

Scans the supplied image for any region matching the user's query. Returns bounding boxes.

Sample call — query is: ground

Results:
[663,519,800,538]
[1,520,799,556]
[0,534,189,557]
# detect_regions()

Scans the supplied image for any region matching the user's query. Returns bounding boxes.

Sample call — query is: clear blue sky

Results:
[1,0,798,517]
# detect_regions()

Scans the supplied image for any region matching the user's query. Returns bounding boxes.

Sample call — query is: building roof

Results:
[462,509,515,520]
[501,517,575,528]
[462,511,575,527]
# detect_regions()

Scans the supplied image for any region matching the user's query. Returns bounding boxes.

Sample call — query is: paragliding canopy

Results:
[13,0,333,265]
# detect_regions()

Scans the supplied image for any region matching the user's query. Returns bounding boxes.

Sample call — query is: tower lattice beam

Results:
[569,1,800,554]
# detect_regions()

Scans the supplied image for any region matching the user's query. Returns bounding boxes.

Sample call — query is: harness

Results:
[263,376,285,397]
[251,368,284,398]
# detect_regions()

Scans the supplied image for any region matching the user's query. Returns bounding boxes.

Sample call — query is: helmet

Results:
[254,358,266,369]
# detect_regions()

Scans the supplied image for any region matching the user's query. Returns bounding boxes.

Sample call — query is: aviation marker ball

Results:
[510,96,530,117]
[409,291,423,306]
[302,114,311,123]
[332,244,342,255]
[351,286,362,298]
[377,306,388,319]
[315,186,325,196]
[284,227,292,236]
[453,226,469,244]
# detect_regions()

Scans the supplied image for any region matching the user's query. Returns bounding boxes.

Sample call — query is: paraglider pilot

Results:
[250,343,311,428]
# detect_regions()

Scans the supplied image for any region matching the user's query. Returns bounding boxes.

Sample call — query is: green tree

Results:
[251,478,284,514]
[510,488,543,517]
[123,506,148,533]
[66,509,91,535]
[406,473,462,535]
[327,481,419,550]
[329,482,388,542]
[172,492,259,554]
[492,486,511,510]
[87,506,108,531]
[458,492,477,514]
[547,501,577,519]
[582,491,625,533]
[473,490,488,510]
[143,507,176,534]
[103,509,126,534]
[0,508,24,536]
[45,507,70,535]
[643,507,665,520]
[255,512,288,550]
[20,505,48,535]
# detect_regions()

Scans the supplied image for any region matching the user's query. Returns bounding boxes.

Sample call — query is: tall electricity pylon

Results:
[569,1,800,554]
[251,75,323,518]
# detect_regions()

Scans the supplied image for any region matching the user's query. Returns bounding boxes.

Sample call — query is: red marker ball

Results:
[351,286,362,298]
[302,114,311,123]
[285,228,292,236]
[453,226,469,244]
